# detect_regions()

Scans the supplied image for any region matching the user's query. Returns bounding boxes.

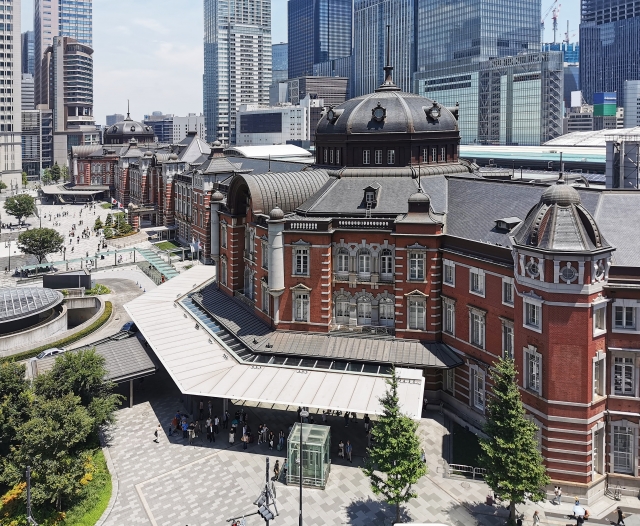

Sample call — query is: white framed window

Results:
[444,368,455,393]
[336,149,340,165]
[358,249,371,278]
[335,296,350,323]
[613,425,635,474]
[431,147,437,163]
[294,248,309,276]
[470,366,485,411]
[387,149,395,164]
[261,283,270,314]
[593,351,605,399]
[524,299,542,332]
[440,146,446,161]
[379,299,394,326]
[408,252,425,281]
[365,191,376,204]
[614,303,637,331]
[443,297,455,335]
[524,346,542,395]
[357,298,372,325]
[336,248,349,274]
[244,268,254,299]
[261,242,268,269]
[613,356,635,396]
[374,149,383,165]
[220,259,227,286]
[380,249,393,280]
[443,259,455,287]
[363,150,370,165]
[329,149,334,164]
[323,148,328,163]
[469,308,485,348]
[422,148,428,163]
[502,320,514,359]
[502,277,514,306]
[408,298,426,330]
[469,268,485,297]
[294,292,310,322]
[593,303,606,336]
[221,223,228,249]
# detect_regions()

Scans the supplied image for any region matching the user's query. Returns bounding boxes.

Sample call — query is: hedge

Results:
[0,301,113,364]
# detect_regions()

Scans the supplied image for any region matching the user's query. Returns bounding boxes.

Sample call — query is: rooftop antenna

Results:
[268,154,271,172]
[384,24,392,84]
[126,99,131,121]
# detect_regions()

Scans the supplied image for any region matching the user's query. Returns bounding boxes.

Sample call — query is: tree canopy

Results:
[17,228,64,264]
[480,358,550,524]
[3,194,35,224]
[50,162,62,183]
[363,368,427,523]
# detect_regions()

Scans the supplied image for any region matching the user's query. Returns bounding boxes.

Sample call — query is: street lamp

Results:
[299,409,309,526]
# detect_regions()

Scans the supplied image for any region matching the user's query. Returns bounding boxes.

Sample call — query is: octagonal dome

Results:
[104,112,155,145]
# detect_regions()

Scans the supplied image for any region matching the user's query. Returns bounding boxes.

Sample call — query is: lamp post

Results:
[299,409,309,526]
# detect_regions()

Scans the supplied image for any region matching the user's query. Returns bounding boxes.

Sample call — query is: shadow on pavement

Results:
[344,497,412,526]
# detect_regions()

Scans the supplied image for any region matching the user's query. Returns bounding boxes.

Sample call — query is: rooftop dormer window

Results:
[363,183,380,209]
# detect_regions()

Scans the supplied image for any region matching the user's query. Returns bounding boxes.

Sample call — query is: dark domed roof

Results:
[0,287,64,323]
[541,181,581,206]
[269,206,285,221]
[211,190,224,202]
[104,111,155,145]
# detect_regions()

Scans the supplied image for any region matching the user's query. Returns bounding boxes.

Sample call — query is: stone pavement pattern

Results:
[100,372,640,526]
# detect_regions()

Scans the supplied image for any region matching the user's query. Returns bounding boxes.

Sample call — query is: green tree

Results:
[114,212,132,235]
[0,180,6,192]
[94,217,104,230]
[50,162,62,183]
[363,369,427,523]
[103,226,114,239]
[3,194,36,224]
[61,165,69,182]
[34,349,122,429]
[17,228,64,264]
[105,213,113,227]
[479,358,550,524]
[0,362,30,458]
[41,168,53,185]
[1,393,94,511]
[22,171,28,186]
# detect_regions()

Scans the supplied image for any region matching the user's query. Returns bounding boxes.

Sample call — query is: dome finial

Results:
[376,24,400,92]
[125,99,132,121]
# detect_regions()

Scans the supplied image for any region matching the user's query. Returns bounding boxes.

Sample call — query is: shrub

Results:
[86,284,110,295]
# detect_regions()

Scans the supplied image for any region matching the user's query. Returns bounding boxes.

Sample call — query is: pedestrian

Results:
[188,423,195,445]
[282,459,288,479]
[258,424,264,444]
[182,420,189,439]
[364,414,370,432]
[273,459,280,481]
[420,447,426,463]
[617,507,626,525]
[268,431,275,450]
[242,432,248,450]
[262,424,269,445]
[278,430,285,450]
[553,486,562,505]
[214,415,220,434]
[345,440,353,463]
[322,410,327,423]
[533,510,540,525]
[208,400,213,417]
[338,439,345,459]
[208,422,215,443]
[223,410,229,429]
[154,424,161,443]
[199,400,204,419]
[344,411,350,427]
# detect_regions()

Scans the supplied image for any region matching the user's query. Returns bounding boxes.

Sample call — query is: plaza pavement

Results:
[97,370,640,526]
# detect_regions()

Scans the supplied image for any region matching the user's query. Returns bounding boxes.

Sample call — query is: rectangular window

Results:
[502,278,514,305]
[613,426,634,474]
[374,149,383,165]
[470,311,485,348]
[594,305,606,334]
[220,260,227,286]
[357,301,372,325]
[422,148,428,163]
[262,285,269,314]
[614,357,635,396]
[409,299,426,330]
[594,358,604,398]
[472,369,485,411]
[379,301,394,326]
[443,299,455,335]
[525,348,541,394]
[221,224,227,249]
[443,260,455,286]
[444,368,454,393]
[440,147,446,161]
[363,150,370,165]
[323,149,327,163]
[261,243,268,269]
[336,149,340,165]
[329,149,334,164]
[615,306,636,329]
[380,251,393,277]
[525,302,541,329]
[502,321,514,359]
[431,147,437,163]
[469,268,484,296]
[295,248,309,275]
[335,298,350,320]
[358,252,371,276]
[294,293,309,322]
[387,149,395,164]
[409,253,425,281]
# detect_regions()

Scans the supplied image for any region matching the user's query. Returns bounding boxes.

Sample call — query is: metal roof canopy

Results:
[0,287,64,323]
[124,267,425,419]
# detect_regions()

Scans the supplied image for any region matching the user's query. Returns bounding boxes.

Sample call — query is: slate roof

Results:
[226,156,312,175]
[594,193,640,266]
[195,285,462,368]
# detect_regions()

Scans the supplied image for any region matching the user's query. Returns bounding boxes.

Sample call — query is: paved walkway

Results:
[98,371,640,526]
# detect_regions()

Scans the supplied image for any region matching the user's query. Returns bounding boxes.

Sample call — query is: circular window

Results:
[526,260,540,278]
[560,264,577,283]
[130,125,136,132]
[595,261,606,280]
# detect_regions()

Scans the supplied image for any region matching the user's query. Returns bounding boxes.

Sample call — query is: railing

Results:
[285,220,331,232]
[335,218,392,230]
[445,463,486,480]
[605,483,623,501]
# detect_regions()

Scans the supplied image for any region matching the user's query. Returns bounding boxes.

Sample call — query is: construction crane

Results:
[541,0,559,34]
[564,21,577,44]
[552,4,561,43]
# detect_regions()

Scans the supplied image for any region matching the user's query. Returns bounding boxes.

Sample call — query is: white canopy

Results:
[125,267,424,418]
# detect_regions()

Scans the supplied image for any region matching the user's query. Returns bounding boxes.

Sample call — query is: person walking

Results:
[364,414,370,432]
[268,431,275,450]
[617,507,626,525]
[209,421,215,443]
[182,420,189,439]
[345,440,353,463]
[532,510,540,525]
[214,415,220,434]
[338,440,345,459]
[223,410,229,429]
[242,432,248,450]
[262,424,269,445]
[154,424,161,443]
[344,411,350,427]
[199,400,204,419]
[278,430,285,450]
[188,423,195,445]
[554,486,562,505]
[273,459,280,481]
[258,424,264,444]
[208,400,213,417]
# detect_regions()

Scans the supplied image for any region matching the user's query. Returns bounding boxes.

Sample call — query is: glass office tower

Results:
[287,0,353,79]
[22,31,35,75]
[204,0,272,144]
[580,0,640,105]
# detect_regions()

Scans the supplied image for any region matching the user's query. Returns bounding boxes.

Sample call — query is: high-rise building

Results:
[21,31,35,75]
[22,109,53,180]
[580,0,640,105]
[414,0,540,144]
[272,42,288,84]
[34,0,93,107]
[235,103,309,145]
[203,0,272,145]
[313,55,354,99]
[0,0,22,190]
[286,76,348,106]
[353,0,414,96]
[21,74,35,111]
[106,114,125,127]
[623,80,640,128]
[287,0,353,79]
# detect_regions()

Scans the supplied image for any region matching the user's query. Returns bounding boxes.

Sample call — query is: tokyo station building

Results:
[80,72,640,502]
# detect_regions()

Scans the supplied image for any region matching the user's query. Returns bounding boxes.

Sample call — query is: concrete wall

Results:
[66,296,100,327]
[0,305,68,356]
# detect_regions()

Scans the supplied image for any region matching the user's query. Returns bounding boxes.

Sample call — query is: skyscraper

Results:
[353,0,414,96]
[21,31,35,75]
[204,0,272,144]
[413,0,540,144]
[287,0,353,79]
[580,0,640,105]
[272,43,288,83]
[34,0,93,106]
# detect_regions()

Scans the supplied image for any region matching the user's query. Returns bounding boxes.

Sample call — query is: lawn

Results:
[100,203,112,209]
[155,240,182,250]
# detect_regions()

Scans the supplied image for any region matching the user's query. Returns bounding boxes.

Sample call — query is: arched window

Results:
[336,247,349,274]
[379,298,394,327]
[335,295,350,324]
[358,249,371,278]
[249,228,255,256]
[380,249,393,280]
[357,297,372,325]
[244,267,253,299]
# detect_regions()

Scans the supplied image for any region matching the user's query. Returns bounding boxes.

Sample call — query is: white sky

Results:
[21,0,577,127]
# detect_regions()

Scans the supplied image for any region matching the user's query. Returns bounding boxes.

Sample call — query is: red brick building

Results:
[208,69,640,503]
